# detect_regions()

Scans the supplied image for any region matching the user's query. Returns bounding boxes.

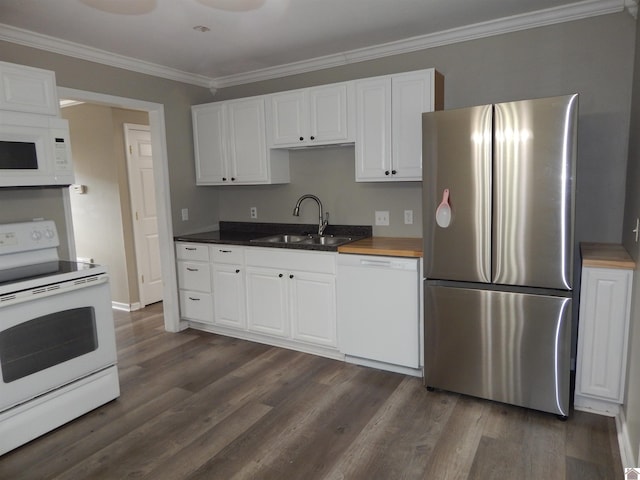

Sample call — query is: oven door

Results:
[0,274,117,411]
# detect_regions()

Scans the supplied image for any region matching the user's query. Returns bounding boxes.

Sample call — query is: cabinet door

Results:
[213,264,246,329]
[309,83,351,145]
[391,70,433,180]
[355,77,392,181]
[576,267,632,403]
[269,90,308,146]
[290,271,337,347]
[0,62,59,115]
[192,103,228,185]
[245,266,289,337]
[227,98,268,183]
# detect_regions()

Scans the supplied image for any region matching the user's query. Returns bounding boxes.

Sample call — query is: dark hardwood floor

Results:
[0,303,624,479]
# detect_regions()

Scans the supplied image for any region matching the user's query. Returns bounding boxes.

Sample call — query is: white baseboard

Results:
[616,408,637,468]
[112,301,142,312]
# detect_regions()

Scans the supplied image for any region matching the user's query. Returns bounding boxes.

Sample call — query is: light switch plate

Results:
[404,210,413,225]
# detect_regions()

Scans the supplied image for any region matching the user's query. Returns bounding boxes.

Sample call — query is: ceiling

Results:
[0,0,632,88]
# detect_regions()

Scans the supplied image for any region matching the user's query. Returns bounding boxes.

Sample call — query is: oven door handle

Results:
[0,274,110,308]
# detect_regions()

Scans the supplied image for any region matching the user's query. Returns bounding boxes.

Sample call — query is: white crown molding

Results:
[0,0,626,90]
[211,0,625,88]
[0,23,213,88]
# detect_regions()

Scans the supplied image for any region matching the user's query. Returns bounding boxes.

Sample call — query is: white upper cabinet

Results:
[355,68,443,182]
[0,61,59,116]
[268,82,354,148]
[192,96,289,186]
[193,102,227,184]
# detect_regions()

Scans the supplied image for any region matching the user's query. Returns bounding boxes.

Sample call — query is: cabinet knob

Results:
[289,274,294,279]
[385,170,390,175]
[310,136,315,140]
[222,177,227,181]
[231,177,236,181]
[278,273,284,278]
[236,269,240,273]
[391,170,397,175]
[299,137,304,141]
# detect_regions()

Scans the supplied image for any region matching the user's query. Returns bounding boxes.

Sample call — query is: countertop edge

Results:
[581,242,636,269]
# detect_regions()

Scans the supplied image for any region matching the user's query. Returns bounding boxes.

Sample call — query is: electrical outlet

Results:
[250,207,257,219]
[181,208,189,221]
[375,210,389,226]
[404,210,413,225]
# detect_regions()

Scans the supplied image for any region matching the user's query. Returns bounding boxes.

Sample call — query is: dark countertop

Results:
[174,221,372,252]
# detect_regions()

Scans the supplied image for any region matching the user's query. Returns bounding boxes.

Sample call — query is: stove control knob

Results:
[31,230,42,241]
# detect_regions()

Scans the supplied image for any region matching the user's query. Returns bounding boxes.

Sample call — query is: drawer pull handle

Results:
[187,267,198,272]
[185,247,197,251]
[188,297,200,301]
[220,249,232,253]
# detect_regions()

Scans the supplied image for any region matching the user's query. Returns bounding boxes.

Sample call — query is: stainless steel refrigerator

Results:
[422,94,578,417]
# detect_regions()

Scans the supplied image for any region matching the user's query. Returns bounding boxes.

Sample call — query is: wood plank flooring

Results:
[0,303,624,479]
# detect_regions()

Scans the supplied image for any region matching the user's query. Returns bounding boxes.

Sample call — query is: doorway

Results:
[57,87,180,333]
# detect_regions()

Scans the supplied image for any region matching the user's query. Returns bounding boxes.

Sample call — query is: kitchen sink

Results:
[251,234,310,244]
[250,233,354,247]
[300,236,352,246]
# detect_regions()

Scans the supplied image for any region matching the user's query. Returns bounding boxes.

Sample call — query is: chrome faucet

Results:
[293,194,329,235]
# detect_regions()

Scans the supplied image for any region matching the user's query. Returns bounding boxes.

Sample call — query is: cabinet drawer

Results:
[179,290,213,323]
[177,261,212,292]
[176,242,210,262]
[211,245,244,264]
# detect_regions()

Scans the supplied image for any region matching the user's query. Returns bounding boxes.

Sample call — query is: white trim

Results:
[58,86,182,333]
[0,24,212,88]
[212,0,624,88]
[625,0,639,18]
[617,408,637,468]
[0,0,625,89]
[112,301,142,312]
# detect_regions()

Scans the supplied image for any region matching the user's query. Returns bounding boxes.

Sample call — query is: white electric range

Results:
[0,220,120,456]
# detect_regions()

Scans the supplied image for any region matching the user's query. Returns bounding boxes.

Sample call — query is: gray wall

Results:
[623,10,640,467]
[62,104,149,306]
[214,13,636,242]
[0,41,217,241]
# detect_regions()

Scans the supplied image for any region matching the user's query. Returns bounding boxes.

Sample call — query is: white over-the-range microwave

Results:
[0,111,73,187]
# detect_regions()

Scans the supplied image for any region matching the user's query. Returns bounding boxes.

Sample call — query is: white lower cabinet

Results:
[176,242,340,358]
[211,245,246,329]
[176,242,214,324]
[244,248,338,349]
[245,266,290,338]
[575,248,634,416]
[212,264,245,329]
[290,270,336,347]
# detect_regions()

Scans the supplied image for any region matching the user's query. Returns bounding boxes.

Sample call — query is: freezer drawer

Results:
[424,284,571,416]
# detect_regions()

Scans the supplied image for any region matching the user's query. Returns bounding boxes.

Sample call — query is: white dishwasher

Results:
[337,254,420,373]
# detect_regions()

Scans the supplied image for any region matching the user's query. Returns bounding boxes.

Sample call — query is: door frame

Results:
[58,86,181,333]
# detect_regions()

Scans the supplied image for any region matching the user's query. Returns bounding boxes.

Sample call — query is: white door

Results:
[125,124,163,306]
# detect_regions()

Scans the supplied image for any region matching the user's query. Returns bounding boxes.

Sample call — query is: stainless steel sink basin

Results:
[250,233,354,247]
[251,234,309,244]
[300,236,353,246]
